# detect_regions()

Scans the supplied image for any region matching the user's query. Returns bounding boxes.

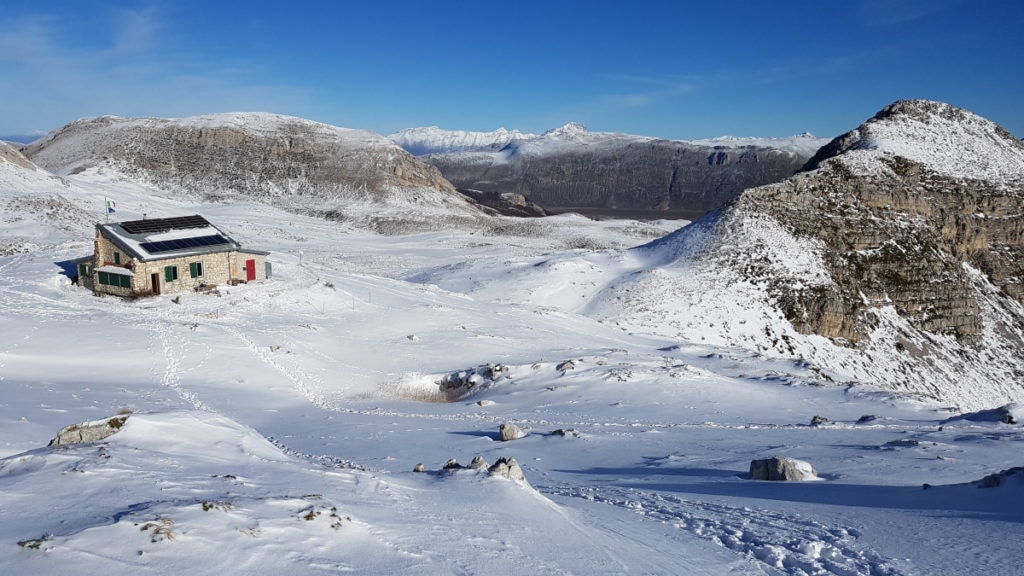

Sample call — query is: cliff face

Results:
[743,100,1024,345]
[22,114,471,218]
[396,126,827,218]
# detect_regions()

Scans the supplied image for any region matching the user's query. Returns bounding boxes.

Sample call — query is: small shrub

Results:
[18,534,52,550]
[140,517,176,542]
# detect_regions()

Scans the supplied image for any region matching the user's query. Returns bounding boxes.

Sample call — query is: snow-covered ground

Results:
[2,164,1022,575]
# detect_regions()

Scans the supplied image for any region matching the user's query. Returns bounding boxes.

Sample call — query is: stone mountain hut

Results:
[74,215,270,297]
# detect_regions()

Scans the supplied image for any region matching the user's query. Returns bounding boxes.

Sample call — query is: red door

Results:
[245,259,257,281]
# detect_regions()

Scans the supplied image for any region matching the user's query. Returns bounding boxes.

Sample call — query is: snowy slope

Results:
[0,141,97,251]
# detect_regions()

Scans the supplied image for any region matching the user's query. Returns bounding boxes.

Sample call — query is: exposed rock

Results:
[556,360,576,372]
[476,399,495,407]
[978,466,1024,488]
[499,423,526,442]
[413,463,425,473]
[552,428,581,438]
[442,458,462,470]
[0,141,38,171]
[749,455,818,481]
[857,415,879,424]
[23,114,483,230]
[883,439,921,448]
[488,457,527,482]
[48,416,128,446]
[457,188,548,217]
[946,403,1021,425]
[468,456,489,469]
[809,415,830,426]
[437,363,510,400]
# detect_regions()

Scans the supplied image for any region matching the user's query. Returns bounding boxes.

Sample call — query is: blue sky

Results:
[1,0,1021,141]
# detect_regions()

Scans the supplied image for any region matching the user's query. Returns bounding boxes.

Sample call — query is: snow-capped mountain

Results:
[390,123,830,219]
[22,113,485,231]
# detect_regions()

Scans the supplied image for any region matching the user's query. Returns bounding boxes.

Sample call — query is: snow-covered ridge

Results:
[388,126,538,156]
[819,99,1024,184]
[692,132,829,156]
[35,112,391,154]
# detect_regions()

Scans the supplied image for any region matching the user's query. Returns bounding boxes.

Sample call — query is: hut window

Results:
[114,252,121,265]
[189,262,204,278]
[164,265,179,282]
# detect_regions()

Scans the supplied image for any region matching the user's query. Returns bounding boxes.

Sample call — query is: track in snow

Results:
[541,484,910,576]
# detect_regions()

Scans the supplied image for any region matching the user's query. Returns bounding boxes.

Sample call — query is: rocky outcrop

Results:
[48,415,128,446]
[499,422,526,441]
[456,188,548,217]
[0,141,37,171]
[729,101,1024,346]
[487,457,527,482]
[749,456,817,481]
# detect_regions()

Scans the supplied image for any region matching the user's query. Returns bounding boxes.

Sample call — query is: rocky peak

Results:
[732,102,1024,341]
[542,122,588,138]
[804,99,1024,184]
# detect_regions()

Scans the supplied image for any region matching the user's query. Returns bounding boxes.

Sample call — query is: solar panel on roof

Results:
[120,215,211,235]
[139,234,231,255]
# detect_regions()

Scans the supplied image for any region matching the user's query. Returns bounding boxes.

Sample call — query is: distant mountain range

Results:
[389,124,830,219]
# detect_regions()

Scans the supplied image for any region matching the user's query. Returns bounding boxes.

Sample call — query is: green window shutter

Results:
[79,264,88,277]
[165,266,174,282]
[190,262,198,278]
[120,274,131,288]
[98,271,109,285]
[114,252,121,265]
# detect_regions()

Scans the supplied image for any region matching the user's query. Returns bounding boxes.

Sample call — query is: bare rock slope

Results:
[23,114,484,228]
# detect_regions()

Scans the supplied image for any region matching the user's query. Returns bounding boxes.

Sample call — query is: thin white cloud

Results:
[0,8,314,134]
[597,75,701,110]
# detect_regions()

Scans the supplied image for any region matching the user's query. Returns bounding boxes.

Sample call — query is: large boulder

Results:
[48,415,129,446]
[499,422,526,441]
[749,455,818,481]
[488,457,527,482]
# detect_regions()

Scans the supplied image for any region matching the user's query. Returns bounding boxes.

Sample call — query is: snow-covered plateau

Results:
[2,107,1024,575]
